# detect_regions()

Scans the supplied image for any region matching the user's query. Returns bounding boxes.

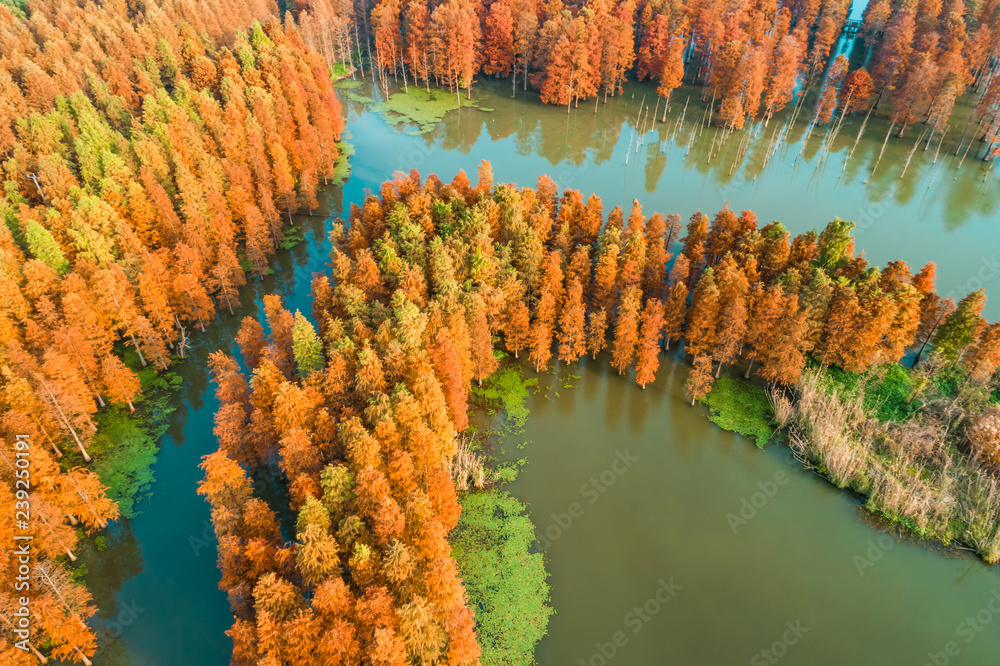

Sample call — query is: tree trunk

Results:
[126,330,146,366]
[913,309,947,367]
[40,382,90,462]
[400,47,408,92]
[28,642,47,664]
[80,363,104,407]
[39,424,63,458]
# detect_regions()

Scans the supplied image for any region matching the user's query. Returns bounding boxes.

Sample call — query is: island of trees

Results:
[198,164,1000,664]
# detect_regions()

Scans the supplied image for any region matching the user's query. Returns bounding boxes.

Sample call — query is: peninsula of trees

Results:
[199,164,1000,664]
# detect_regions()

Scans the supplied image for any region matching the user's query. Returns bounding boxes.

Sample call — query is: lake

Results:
[81,69,1000,665]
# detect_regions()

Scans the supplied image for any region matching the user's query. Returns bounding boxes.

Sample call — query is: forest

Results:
[197,164,999,663]
[0,0,998,661]
[0,0,343,661]
[296,0,1000,155]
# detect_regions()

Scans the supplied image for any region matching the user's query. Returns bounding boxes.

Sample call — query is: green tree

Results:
[26,218,69,273]
[292,311,324,376]
[933,289,986,362]
[816,218,856,272]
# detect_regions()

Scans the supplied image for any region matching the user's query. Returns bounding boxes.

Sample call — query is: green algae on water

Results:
[473,365,537,432]
[451,490,553,666]
[333,78,363,90]
[372,86,492,134]
[700,375,774,448]
[346,91,375,104]
[330,62,353,79]
[80,348,181,518]
[332,131,355,186]
[279,225,304,249]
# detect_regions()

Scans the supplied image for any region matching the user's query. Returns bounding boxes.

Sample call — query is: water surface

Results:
[505,355,1000,665]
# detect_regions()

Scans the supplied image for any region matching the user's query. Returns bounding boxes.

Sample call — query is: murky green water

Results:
[507,355,1000,665]
[82,73,1000,665]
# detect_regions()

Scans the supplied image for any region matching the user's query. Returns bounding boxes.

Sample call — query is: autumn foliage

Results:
[0,0,344,661]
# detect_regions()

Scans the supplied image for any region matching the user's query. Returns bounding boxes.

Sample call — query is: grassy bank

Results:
[701,359,1000,563]
[784,362,1000,563]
